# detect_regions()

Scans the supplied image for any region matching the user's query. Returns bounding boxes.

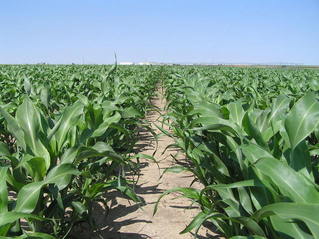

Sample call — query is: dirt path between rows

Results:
[100,88,217,239]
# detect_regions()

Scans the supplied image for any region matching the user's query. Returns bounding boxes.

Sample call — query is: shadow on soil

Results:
[71,197,151,239]
[71,180,165,239]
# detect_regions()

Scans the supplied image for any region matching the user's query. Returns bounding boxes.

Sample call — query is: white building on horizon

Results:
[138,62,152,65]
[119,62,134,65]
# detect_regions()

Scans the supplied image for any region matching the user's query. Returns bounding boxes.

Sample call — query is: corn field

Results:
[0,65,319,238]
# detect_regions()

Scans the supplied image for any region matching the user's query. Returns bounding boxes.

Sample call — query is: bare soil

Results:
[75,88,219,239]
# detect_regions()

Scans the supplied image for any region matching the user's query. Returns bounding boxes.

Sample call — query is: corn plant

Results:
[156,68,319,239]
[0,64,159,238]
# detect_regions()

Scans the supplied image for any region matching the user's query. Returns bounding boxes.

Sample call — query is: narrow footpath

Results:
[102,88,214,239]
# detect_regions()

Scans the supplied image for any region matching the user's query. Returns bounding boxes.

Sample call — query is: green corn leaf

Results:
[154,187,200,215]
[192,117,243,142]
[40,86,50,109]
[26,157,47,181]
[254,157,319,203]
[45,164,79,190]
[17,155,47,181]
[234,217,266,237]
[160,166,191,179]
[122,106,141,118]
[0,107,26,150]
[91,111,121,137]
[204,179,260,191]
[191,102,222,118]
[15,164,78,213]
[180,211,214,234]
[269,95,290,122]
[0,143,10,157]
[269,214,314,239]
[15,181,44,213]
[255,202,319,238]
[54,101,84,151]
[228,100,245,126]
[0,167,8,213]
[285,93,319,148]
[23,78,32,95]
[77,142,123,162]
[0,212,43,227]
[16,98,50,169]
[289,140,314,181]
[71,201,87,216]
[60,147,78,164]
[242,113,268,149]
[115,184,140,202]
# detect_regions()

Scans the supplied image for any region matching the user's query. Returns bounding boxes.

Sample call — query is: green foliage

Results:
[0,65,160,238]
[158,66,319,238]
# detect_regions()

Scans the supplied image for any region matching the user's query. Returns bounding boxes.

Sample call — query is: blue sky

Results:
[0,0,318,64]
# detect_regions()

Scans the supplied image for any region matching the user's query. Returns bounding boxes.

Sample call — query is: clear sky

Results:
[1,0,318,65]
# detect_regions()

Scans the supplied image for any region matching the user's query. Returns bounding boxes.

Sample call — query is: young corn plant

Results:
[0,64,160,238]
[0,96,142,238]
[156,71,319,239]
